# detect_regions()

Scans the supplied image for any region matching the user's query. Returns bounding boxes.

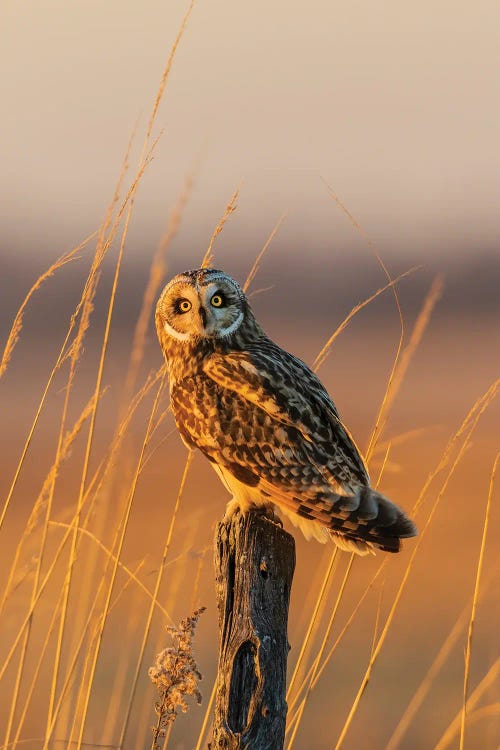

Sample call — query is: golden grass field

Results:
[1,8,499,750]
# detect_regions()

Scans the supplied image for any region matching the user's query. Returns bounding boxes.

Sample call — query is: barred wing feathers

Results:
[171,345,416,553]
[202,346,415,552]
[205,346,369,489]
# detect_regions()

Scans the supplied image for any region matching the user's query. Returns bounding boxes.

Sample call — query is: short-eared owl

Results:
[155,268,417,554]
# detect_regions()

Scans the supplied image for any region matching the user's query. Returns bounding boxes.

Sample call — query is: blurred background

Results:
[1,1,499,748]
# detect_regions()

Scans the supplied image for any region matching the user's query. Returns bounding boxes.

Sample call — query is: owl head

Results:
[156,268,253,345]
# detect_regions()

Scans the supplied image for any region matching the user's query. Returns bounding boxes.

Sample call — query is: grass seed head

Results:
[149,607,206,748]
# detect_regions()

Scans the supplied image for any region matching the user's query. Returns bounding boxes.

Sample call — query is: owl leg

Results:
[221,482,261,521]
[213,464,277,522]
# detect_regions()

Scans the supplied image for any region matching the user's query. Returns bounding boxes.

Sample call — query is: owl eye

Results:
[211,293,224,308]
[177,298,192,314]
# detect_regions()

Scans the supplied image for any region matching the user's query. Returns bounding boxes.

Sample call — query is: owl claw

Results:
[223,499,283,528]
[223,498,242,522]
[257,504,283,528]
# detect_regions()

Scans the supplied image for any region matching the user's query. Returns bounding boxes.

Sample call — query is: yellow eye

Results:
[211,293,224,308]
[178,298,192,313]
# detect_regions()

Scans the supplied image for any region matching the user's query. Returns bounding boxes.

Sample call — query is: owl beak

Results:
[198,306,207,329]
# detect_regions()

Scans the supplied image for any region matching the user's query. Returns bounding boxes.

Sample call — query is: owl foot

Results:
[223,499,283,528]
[223,498,244,522]
[253,503,283,528]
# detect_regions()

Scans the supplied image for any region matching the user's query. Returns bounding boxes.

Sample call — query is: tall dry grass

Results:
[2,207,497,748]
[1,9,499,750]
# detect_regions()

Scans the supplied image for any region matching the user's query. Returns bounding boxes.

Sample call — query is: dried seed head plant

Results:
[149,607,206,749]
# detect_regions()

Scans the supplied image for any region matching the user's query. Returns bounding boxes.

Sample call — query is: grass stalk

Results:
[11,557,144,749]
[48,521,178,620]
[287,276,422,739]
[286,548,339,703]
[43,557,147,748]
[286,553,355,749]
[0,243,98,534]
[0,239,90,380]
[374,442,392,487]
[458,451,499,750]
[101,586,144,745]
[311,560,388,691]
[365,275,441,464]
[200,187,240,269]
[412,378,499,517]
[371,276,443,432]
[53,12,196,714]
[434,659,500,750]
[0,392,101,617]
[286,435,392,716]
[132,529,202,750]
[321,179,409,459]
[0,371,161,684]
[386,562,499,750]
[122,171,195,407]
[10,537,144,750]
[144,0,197,146]
[1,392,103,749]
[10,586,67,750]
[62,8,198,731]
[332,383,499,750]
[242,214,287,293]
[369,578,385,659]
[193,678,217,750]
[118,451,193,748]
[71,375,166,750]
[313,269,415,373]
[46,197,134,735]
[0,113,138,542]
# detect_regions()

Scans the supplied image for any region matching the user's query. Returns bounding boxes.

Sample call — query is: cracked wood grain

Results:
[212,509,295,750]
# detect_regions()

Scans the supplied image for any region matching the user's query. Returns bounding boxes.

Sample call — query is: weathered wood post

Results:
[212,508,296,750]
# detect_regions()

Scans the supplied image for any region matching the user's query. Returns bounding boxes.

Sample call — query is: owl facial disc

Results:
[157,268,246,341]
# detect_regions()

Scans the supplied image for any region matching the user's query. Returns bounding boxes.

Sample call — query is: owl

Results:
[155,267,417,554]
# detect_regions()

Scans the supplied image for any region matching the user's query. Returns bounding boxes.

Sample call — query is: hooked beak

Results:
[198,306,207,329]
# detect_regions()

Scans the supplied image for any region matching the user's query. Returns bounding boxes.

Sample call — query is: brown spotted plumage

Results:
[155,268,417,554]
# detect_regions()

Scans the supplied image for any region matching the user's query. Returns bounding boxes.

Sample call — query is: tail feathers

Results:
[329,531,376,556]
[328,486,417,554]
[259,478,417,554]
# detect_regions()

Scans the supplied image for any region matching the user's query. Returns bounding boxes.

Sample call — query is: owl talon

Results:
[223,498,242,523]
[223,499,283,529]
[272,514,284,529]
[252,503,283,528]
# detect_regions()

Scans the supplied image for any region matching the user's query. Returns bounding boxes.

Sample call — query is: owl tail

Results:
[327,486,417,555]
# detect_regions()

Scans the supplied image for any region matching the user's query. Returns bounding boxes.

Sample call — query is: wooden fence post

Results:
[212,508,296,750]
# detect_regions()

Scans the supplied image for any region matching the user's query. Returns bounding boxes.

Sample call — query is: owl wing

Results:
[171,346,415,552]
[203,345,370,490]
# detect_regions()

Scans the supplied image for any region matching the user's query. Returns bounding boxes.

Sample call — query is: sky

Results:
[1,0,500,270]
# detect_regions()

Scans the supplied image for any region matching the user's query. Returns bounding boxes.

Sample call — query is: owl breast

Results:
[170,374,222,452]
